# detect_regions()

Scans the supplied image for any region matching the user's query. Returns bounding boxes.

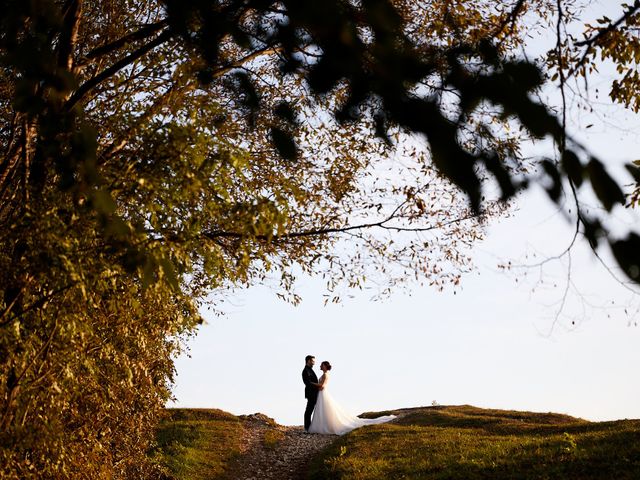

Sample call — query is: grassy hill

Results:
[309,405,640,479]
[150,409,243,479]
[151,406,640,479]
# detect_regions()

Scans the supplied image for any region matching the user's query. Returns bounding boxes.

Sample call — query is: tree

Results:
[0,0,638,478]
[545,0,640,282]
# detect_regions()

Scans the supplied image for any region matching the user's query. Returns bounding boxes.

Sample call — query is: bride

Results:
[308,361,396,435]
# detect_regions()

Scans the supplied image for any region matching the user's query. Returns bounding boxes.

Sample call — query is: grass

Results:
[263,428,286,449]
[150,408,243,479]
[309,405,640,480]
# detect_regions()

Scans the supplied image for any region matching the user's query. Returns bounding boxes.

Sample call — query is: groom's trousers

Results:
[304,394,317,431]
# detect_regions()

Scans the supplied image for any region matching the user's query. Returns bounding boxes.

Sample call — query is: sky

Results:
[168,2,640,426]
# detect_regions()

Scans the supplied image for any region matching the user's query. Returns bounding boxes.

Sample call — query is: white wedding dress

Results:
[308,372,396,435]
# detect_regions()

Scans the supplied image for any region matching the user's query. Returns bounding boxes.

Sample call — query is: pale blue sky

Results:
[169,1,640,426]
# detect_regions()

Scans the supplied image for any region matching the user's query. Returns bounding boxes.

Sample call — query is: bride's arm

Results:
[303,368,321,388]
[317,374,326,390]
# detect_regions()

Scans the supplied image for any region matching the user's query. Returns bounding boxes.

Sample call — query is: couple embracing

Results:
[302,355,395,435]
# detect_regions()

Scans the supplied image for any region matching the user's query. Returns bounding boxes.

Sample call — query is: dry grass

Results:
[263,428,286,449]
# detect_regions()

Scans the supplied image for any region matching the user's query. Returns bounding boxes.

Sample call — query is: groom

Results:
[302,355,319,431]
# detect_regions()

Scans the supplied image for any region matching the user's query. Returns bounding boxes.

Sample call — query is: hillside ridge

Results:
[154,405,640,480]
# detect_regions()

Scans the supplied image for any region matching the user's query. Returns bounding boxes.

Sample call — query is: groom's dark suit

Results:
[302,365,318,431]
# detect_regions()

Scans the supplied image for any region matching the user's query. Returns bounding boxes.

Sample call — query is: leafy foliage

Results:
[566,1,640,113]
[169,0,640,281]
[549,1,640,270]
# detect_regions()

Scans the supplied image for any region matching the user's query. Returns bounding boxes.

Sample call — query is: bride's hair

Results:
[321,361,332,371]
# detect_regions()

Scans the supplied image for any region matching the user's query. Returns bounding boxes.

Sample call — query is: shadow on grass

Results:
[456,428,640,480]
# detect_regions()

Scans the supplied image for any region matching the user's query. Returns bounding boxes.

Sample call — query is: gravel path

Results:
[224,414,336,480]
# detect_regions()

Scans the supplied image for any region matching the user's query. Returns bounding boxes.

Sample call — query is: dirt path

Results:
[224,414,336,480]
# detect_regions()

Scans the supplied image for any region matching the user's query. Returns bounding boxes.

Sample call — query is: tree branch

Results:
[555,0,567,152]
[80,20,168,64]
[1,315,58,430]
[201,211,482,243]
[5,283,76,324]
[97,44,285,165]
[494,0,527,39]
[58,0,83,71]
[569,0,640,77]
[210,45,285,78]
[65,29,172,111]
[574,0,640,48]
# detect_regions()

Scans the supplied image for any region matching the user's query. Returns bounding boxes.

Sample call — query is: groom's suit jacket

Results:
[302,366,318,399]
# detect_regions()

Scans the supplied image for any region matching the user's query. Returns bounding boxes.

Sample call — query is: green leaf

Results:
[91,188,117,215]
[625,163,640,183]
[587,158,625,211]
[610,233,640,282]
[274,102,296,125]
[160,257,180,291]
[142,257,156,289]
[561,150,584,188]
[541,159,562,202]
[270,127,297,161]
[484,154,515,200]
